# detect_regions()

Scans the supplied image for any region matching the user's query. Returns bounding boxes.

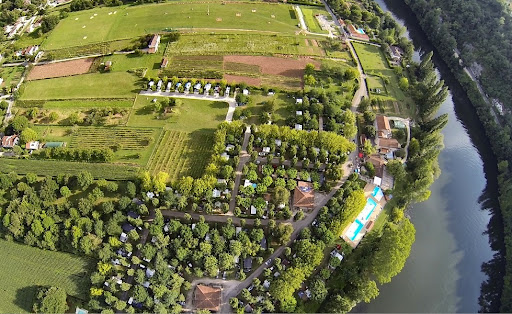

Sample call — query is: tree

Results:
[41,15,60,33]
[399,77,409,90]
[48,112,59,122]
[60,186,71,198]
[76,171,93,189]
[362,140,376,156]
[153,171,169,192]
[274,223,293,245]
[344,68,358,80]
[371,220,415,284]
[138,171,152,191]
[20,128,38,143]
[11,115,29,132]
[304,74,317,86]
[309,278,328,302]
[33,286,68,314]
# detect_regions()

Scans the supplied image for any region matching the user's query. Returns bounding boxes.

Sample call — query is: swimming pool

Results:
[356,28,365,35]
[347,219,365,241]
[360,198,377,221]
[344,197,378,242]
[372,186,384,201]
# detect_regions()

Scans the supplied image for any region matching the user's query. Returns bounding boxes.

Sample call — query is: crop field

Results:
[43,2,299,50]
[44,38,134,60]
[224,62,261,75]
[27,58,95,81]
[352,42,410,106]
[224,55,320,78]
[147,130,214,180]
[20,72,139,100]
[165,33,325,56]
[164,55,224,78]
[224,74,262,86]
[128,96,228,131]
[0,158,139,180]
[302,7,330,34]
[0,239,93,313]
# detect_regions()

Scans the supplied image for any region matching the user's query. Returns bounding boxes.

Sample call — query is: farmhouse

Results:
[293,181,315,210]
[161,57,169,69]
[25,141,40,150]
[194,285,222,312]
[2,135,19,148]
[346,24,370,41]
[378,138,400,151]
[388,45,404,63]
[148,34,161,53]
[375,115,391,138]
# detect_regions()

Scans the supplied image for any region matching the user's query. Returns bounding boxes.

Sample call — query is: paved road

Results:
[160,209,276,226]
[229,126,251,213]
[222,177,349,310]
[463,67,501,126]
[348,41,369,110]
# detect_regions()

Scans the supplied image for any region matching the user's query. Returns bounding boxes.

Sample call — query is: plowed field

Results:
[223,55,320,78]
[27,58,94,80]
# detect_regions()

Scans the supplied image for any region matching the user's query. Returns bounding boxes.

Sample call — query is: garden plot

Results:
[223,55,320,78]
[26,58,95,80]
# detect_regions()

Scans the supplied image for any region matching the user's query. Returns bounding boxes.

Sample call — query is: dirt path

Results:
[229,126,251,214]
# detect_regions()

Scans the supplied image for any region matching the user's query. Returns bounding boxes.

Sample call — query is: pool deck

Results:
[341,183,387,248]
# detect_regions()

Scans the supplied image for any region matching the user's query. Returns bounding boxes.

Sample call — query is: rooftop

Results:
[194,285,222,312]
[293,181,315,208]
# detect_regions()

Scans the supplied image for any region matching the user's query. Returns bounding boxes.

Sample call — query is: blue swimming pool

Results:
[361,198,377,221]
[349,220,365,241]
[372,186,384,201]
[357,28,365,35]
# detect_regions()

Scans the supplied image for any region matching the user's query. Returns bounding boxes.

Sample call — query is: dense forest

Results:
[402,0,512,312]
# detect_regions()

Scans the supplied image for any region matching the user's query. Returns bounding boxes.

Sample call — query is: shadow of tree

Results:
[14,285,38,312]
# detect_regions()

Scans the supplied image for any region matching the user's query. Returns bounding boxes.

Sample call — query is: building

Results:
[375,115,391,138]
[43,142,65,148]
[2,135,19,148]
[378,138,400,151]
[25,141,39,150]
[388,45,403,62]
[347,24,369,41]
[330,249,344,261]
[161,57,168,69]
[293,181,315,209]
[244,257,253,272]
[194,285,222,312]
[21,45,39,57]
[147,35,161,53]
[104,61,112,71]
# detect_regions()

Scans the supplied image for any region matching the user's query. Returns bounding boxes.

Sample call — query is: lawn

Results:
[19,72,140,100]
[127,95,228,131]
[165,32,326,57]
[147,129,214,180]
[103,53,164,78]
[43,2,299,50]
[352,42,412,114]
[0,66,25,88]
[0,239,93,313]
[301,6,330,34]
[0,158,139,180]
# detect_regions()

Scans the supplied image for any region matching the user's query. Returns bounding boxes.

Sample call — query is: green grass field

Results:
[0,239,93,313]
[128,95,228,131]
[147,129,214,180]
[20,72,140,100]
[165,32,325,56]
[103,53,164,78]
[43,2,299,50]
[301,7,330,34]
[352,42,411,114]
[237,91,292,125]
[0,158,139,180]
[1,66,25,88]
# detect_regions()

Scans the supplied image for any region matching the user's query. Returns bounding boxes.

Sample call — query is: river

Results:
[356,0,501,312]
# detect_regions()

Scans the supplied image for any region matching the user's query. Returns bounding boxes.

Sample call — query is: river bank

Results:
[354,0,500,312]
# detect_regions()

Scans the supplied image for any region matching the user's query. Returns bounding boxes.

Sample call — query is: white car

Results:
[265,259,272,266]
